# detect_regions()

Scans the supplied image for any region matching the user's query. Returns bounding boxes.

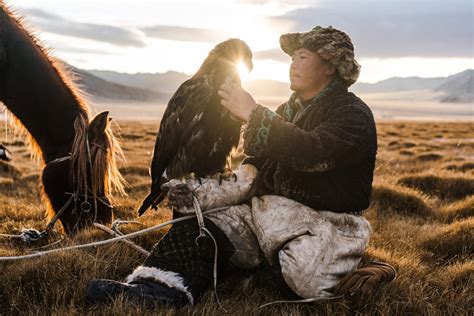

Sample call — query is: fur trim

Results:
[126,266,194,305]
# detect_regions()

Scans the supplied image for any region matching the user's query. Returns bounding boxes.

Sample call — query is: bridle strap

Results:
[44,132,108,231]
[48,156,71,164]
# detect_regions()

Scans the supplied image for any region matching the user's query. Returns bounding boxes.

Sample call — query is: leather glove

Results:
[162,181,194,212]
[161,164,258,214]
[333,261,396,296]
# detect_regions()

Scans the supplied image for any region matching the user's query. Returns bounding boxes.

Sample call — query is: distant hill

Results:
[80,67,473,105]
[88,68,291,98]
[434,69,473,103]
[351,77,447,94]
[352,70,473,104]
[88,70,188,95]
[67,66,167,102]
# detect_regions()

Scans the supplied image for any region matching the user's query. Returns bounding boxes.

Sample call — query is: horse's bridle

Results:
[45,131,112,233]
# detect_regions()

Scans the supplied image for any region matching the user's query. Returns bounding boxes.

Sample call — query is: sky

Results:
[5,0,474,83]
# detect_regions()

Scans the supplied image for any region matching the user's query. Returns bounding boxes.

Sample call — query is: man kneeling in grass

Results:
[86,26,395,308]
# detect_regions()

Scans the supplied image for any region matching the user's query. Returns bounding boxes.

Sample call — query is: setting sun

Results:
[237,61,251,82]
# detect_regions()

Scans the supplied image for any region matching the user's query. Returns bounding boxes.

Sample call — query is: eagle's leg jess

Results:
[218,167,238,185]
[189,172,202,185]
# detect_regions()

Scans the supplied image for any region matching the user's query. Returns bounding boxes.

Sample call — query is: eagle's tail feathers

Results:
[137,190,164,216]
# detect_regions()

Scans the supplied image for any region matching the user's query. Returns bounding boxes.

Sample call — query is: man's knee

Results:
[277,227,369,298]
[206,204,263,269]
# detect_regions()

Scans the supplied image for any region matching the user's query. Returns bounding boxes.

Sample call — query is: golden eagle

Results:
[138,38,252,216]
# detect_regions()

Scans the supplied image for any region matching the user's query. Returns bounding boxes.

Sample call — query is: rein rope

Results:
[0,195,351,309]
[0,131,106,242]
[0,206,230,261]
[0,197,230,310]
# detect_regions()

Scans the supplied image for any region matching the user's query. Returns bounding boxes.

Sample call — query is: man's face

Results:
[289,48,334,97]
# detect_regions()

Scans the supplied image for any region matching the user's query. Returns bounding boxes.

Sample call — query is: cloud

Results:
[238,0,272,4]
[238,0,306,4]
[21,8,146,48]
[269,0,473,58]
[141,25,225,43]
[53,45,115,55]
[254,48,289,62]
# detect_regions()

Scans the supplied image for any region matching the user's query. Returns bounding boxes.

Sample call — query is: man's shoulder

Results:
[332,91,374,120]
[334,90,366,107]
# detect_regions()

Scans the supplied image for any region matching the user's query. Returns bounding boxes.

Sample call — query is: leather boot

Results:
[332,261,397,296]
[85,278,189,308]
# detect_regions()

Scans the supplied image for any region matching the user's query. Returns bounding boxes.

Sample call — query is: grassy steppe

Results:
[0,121,472,315]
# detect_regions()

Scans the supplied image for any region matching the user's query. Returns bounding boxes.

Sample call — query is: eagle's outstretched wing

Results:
[137,76,212,216]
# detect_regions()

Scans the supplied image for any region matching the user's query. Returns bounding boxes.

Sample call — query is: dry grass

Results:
[0,121,473,315]
[398,174,474,201]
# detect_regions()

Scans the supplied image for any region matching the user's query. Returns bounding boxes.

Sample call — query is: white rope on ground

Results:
[94,223,150,256]
[111,220,142,234]
[0,233,23,239]
[0,191,77,243]
[0,228,45,242]
[0,206,230,262]
[258,295,345,308]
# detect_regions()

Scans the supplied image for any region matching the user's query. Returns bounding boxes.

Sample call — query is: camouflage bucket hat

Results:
[280,26,360,86]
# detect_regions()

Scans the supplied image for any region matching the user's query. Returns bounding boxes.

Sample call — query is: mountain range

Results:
[76,66,473,105]
[68,65,167,102]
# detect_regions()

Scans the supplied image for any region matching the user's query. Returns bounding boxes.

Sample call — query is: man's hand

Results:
[332,261,396,296]
[218,83,257,121]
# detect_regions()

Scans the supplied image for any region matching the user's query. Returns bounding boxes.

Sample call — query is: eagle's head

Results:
[216,38,253,73]
[199,38,253,79]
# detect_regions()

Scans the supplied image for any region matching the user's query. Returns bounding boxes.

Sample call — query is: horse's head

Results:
[0,4,126,235]
[42,111,125,235]
[85,111,126,200]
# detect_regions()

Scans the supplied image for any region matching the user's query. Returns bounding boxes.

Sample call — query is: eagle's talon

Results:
[217,168,237,185]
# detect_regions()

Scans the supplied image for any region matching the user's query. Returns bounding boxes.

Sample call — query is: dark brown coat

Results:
[243,79,377,213]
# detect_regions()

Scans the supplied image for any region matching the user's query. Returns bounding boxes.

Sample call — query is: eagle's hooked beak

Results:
[244,59,253,72]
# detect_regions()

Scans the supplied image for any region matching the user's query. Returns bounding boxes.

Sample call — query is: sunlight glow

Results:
[13,0,473,84]
[237,62,251,82]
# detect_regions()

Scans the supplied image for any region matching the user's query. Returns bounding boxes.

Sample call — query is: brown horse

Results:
[0,3,125,235]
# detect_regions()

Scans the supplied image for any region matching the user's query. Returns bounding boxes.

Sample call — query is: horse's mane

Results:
[1,4,90,111]
[2,4,125,200]
[71,116,126,200]
[1,3,91,159]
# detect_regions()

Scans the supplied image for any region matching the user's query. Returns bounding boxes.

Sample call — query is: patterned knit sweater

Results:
[242,78,377,213]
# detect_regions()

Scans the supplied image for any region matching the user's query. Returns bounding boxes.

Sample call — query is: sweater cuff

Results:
[243,104,279,157]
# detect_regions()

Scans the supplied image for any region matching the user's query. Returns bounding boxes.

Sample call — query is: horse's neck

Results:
[0,7,87,162]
